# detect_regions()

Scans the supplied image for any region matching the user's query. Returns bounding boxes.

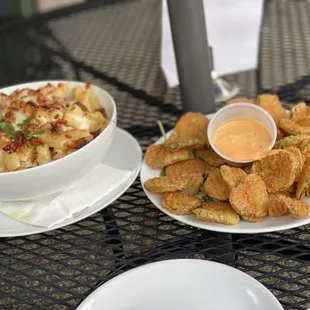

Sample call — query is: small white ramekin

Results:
[207,103,277,165]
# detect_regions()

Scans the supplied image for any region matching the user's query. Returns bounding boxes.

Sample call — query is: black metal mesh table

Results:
[1,0,310,309]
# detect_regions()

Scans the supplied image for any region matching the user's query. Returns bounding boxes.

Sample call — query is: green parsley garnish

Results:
[157,120,167,141]
[0,122,19,139]
[0,117,46,140]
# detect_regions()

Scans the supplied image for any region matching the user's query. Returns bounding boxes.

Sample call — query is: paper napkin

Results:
[0,164,131,227]
[161,0,264,87]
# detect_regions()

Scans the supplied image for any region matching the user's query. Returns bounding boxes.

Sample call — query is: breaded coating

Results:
[200,168,230,201]
[145,144,191,169]
[220,165,247,189]
[274,134,309,149]
[164,134,205,149]
[296,158,310,199]
[166,159,209,178]
[284,197,310,219]
[299,137,310,151]
[162,192,203,215]
[195,148,226,167]
[279,118,310,135]
[289,102,308,122]
[175,112,209,146]
[267,192,290,217]
[286,147,305,182]
[227,97,255,105]
[144,176,187,193]
[252,149,299,193]
[193,201,240,225]
[229,174,268,218]
[296,116,310,127]
[182,173,205,196]
[242,215,264,223]
[257,94,288,125]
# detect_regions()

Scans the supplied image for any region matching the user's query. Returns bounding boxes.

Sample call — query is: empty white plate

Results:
[77,259,283,310]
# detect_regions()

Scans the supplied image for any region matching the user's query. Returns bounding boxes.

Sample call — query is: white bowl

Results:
[77,259,284,310]
[0,80,116,201]
[207,103,277,165]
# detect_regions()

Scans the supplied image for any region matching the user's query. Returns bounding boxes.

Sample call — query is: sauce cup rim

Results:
[207,103,277,164]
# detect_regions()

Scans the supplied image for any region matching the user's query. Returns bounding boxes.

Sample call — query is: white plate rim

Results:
[0,127,142,237]
[76,259,283,310]
[140,113,310,234]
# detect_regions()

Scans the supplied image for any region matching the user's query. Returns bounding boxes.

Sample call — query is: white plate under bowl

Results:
[77,259,283,310]
[140,113,310,234]
[0,127,142,237]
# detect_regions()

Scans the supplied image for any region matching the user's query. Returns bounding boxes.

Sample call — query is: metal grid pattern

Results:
[1,0,310,309]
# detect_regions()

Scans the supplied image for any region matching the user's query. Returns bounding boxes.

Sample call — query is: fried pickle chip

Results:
[145,144,191,169]
[200,168,230,201]
[165,134,205,149]
[279,118,310,135]
[299,137,310,150]
[227,97,255,105]
[144,176,187,193]
[229,174,268,218]
[175,112,209,146]
[286,147,304,182]
[252,149,298,193]
[193,201,240,225]
[182,173,205,196]
[289,102,308,122]
[162,192,203,215]
[296,116,310,127]
[267,192,290,217]
[195,148,226,167]
[166,159,209,178]
[284,197,310,219]
[274,134,309,149]
[303,147,310,160]
[257,94,288,125]
[296,158,310,199]
[220,165,247,189]
[241,215,264,223]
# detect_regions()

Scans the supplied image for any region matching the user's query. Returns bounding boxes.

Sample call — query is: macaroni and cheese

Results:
[0,82,109,172]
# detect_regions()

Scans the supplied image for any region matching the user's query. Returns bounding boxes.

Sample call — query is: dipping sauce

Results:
[213,116,273,161]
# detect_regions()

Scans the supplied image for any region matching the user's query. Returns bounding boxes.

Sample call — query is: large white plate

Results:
[0,127,142,237]
[77,259,283,310]
[140,114,310,234]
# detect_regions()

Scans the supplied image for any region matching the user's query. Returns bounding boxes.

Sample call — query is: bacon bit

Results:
[3,134,26,153]
[66,137,88,149]
[3,111,14,123]
[97,108,108,118]
[93,130,101,138]
[75,101,88,112]
[31,147,37,163]
[29,136,43,146]
[51,119,67,133]
[85,82,92,89]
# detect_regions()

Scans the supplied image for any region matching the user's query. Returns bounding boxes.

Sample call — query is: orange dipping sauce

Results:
[213,116,273,161]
